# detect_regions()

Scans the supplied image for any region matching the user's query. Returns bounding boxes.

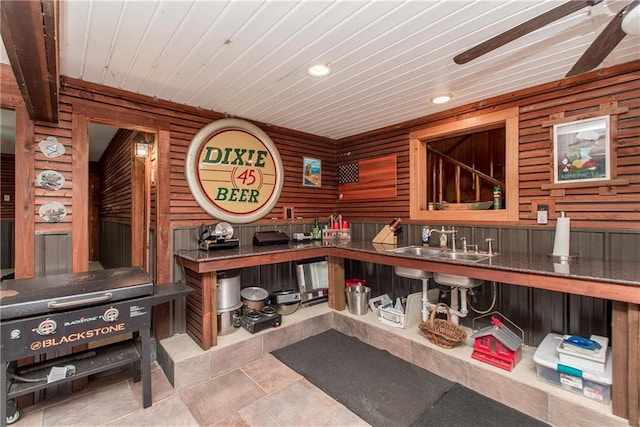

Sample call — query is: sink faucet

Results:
[428,226,457,251]
[461,237,479,253]
[485,238,497,255]
[449,227,458,252]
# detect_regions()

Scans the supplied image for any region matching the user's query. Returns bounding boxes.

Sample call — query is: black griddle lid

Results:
[0,266,153,311]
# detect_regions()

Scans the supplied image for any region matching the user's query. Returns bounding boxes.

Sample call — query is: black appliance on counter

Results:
[0,267,192,426]
[253,231,290,246]
[198,222,239,251]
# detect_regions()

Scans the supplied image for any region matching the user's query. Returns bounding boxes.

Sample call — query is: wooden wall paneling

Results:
[99,129,133,223]
[14,104,34,278]
[612,301,629,419]
[629,304,640,426]
[71,114,89,272]
[88,163,100,261]
[337,63,639,227]
[131,152,145,268]
[61,77,338,227]
[34,104,73,237]
[328,255,345,311]
[184,268,206,349]
[167,122,338,226]
[154,128,172,340]
[517,76,639,228]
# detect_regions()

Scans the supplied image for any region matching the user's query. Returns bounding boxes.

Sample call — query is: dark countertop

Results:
[176,240,639,288]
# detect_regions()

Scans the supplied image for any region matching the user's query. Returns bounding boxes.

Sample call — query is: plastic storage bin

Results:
[533,333,611,404]
[378,292,422,329]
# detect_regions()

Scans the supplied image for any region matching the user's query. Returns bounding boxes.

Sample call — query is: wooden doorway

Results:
[87,125,154,273]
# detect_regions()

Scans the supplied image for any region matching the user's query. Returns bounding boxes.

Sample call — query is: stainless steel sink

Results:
[435,251,493,262]
[393,266,433,280]
[385,245,444,257]
[385,246,443,280]
[434,272,484,288]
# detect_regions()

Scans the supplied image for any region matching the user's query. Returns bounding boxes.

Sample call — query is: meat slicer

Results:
[198,222,239,250]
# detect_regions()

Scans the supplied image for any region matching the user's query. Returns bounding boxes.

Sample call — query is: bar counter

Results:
[176,240,639,424]
[177,240,639,304]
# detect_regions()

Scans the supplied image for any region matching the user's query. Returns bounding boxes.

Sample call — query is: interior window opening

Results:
[409,107,519,223]
[427,126,505,210]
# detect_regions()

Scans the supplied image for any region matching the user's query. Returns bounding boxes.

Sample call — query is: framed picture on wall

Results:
[553,115,611,184]
[303,157,321,187]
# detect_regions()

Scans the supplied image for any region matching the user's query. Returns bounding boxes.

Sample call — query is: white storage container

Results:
[378,292,422,329]
[533,333,611,404]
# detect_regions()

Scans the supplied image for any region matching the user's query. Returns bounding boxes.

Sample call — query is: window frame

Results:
[409,107,519,223]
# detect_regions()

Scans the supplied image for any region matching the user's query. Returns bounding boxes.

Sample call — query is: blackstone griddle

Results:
[0,266,153,320]
[0,267,192,426]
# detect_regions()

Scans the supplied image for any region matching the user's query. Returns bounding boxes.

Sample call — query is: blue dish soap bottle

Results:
[421,227,430,246]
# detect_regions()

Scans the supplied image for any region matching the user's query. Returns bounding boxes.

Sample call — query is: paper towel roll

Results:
[553,262,571,274]
[552,215,570,257]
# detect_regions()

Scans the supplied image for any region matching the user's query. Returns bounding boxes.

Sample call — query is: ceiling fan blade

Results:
[454,0,600,65]
[565,0,638,77]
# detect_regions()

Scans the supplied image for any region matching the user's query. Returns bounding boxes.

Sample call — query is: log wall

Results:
[337,61,640,228]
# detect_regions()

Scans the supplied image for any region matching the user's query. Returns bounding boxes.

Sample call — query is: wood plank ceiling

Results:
[1,0,639,140]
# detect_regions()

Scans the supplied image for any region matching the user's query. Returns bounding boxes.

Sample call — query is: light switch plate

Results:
[3,195,9,202]
[537,204,548,224]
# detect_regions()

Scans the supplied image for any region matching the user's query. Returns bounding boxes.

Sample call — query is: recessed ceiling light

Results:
[307,64,331,77]
[431,94,452,104]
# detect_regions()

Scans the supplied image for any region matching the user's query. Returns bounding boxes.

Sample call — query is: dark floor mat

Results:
[272,329,455,427]
[412,383,549,427]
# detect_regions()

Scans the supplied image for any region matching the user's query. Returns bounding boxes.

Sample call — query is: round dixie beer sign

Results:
[185,119,284,223]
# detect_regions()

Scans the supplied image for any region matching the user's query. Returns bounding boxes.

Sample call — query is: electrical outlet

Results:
[537,204,548,224]
[3,195,9,202]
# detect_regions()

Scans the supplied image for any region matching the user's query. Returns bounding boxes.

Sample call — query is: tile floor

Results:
[11,354,369,427]
[8,305,630,427]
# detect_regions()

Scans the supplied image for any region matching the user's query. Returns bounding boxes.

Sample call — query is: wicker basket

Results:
[418,303,467,349]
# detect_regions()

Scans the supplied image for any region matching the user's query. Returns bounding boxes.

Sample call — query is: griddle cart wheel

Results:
[5,400,19,425]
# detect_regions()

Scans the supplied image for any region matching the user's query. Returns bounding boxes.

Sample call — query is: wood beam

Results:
[0,0,59,122]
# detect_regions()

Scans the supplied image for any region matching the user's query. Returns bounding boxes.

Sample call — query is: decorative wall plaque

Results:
[38,202,67,223]
[36,170,65,190]
[185,118,284,223]
[38,136,65,158]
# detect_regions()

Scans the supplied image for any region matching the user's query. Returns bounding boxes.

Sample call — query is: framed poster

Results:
[553,115,610,184]
[303,157,321,187]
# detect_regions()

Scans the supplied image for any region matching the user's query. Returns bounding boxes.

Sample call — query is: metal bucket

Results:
[345,285,371,315]
[217,302,242,335]
[217,270,241,311]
